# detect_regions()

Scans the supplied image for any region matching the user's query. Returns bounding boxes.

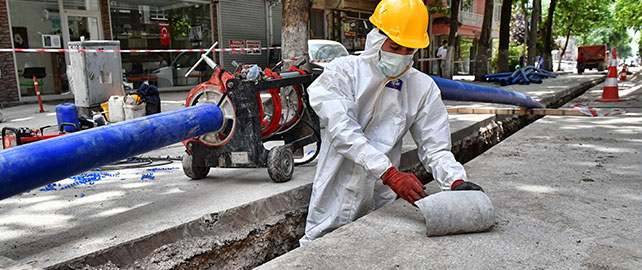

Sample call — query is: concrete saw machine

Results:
[181,43,320,183]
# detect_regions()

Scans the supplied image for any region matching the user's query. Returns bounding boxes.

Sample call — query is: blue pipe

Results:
[0,104,223,200]
[430,76,545,108]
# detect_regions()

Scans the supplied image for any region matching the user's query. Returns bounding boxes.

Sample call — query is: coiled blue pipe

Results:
[430,76,545,108]
[0,104,223,200]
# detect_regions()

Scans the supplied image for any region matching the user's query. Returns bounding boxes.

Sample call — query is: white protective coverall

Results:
[300,29,467,246]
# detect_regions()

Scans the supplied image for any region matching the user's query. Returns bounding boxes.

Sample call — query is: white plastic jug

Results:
[124,102,146,121]
[108,96,125,123]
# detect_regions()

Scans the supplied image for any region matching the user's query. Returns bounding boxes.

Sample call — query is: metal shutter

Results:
[218,0,269,70]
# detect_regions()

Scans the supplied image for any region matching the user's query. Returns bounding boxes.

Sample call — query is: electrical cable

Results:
[293,86,321,166]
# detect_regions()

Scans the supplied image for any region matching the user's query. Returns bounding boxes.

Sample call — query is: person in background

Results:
[437,40,448,77]
[577,52,586,74]
[158,54,169,68]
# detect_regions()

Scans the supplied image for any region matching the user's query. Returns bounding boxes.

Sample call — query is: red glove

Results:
[451,179,484,192]
[381,167,426,204]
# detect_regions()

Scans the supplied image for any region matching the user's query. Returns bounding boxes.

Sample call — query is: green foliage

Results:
[427,0,449,16]
[168,12,191,38]
[552,0,612,40]
[614,0,642,31]
[492,42,525,72]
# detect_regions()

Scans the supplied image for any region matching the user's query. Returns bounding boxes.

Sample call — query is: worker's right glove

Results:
[381,167,426,204]
[451,180,484,192]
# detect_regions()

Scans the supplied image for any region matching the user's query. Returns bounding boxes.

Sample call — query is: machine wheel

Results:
[267,145,294,183]
[182,154,210,179]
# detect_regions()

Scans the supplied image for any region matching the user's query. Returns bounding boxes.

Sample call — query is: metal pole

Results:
[430,76,545,108]
[0,104,223,200]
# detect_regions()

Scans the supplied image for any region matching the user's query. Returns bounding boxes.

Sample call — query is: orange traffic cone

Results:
[596,48,625,102]
[619,64,628,81]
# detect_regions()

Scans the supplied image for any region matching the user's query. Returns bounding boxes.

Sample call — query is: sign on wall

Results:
[246,40,261,55]
[229,40,245,55]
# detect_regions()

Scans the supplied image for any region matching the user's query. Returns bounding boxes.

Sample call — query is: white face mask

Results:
[376,50,414,78]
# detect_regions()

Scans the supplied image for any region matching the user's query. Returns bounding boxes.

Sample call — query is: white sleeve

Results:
[409,81,467,191]
[308,60,393,178]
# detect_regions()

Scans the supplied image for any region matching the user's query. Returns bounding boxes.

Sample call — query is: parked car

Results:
[308,40,349,74]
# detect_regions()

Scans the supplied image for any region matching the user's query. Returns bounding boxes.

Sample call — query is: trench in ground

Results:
[51,77,604,270]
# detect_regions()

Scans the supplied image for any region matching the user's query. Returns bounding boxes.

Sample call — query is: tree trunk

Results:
[474,0,495,81]
[527,0,540,65]
[497,0,513,72]
[557,5,577,71]
[446,0,460,79]
[557,28,571,71]
[282,0,311,71]
[542,0,557,71]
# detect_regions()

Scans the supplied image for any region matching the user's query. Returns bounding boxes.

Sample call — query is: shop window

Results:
[334,10,372,52]
[9,0,67,96]
[310,9,324,39]
[110,1,212,89]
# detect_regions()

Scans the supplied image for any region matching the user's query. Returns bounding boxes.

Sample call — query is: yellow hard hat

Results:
[369,0,430,49]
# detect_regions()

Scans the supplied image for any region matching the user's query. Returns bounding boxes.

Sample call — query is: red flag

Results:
[160,24,170,46]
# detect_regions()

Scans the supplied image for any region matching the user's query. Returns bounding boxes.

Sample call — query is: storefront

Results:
[7,0,215,97]
[7,0,103,97]
[109,0,214,89]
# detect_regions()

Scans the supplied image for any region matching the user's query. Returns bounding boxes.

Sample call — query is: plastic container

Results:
[124,102,146,121]
[108,96,125,122]
[55,103,80,132]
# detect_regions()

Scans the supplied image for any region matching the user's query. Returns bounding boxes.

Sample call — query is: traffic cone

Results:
[596,48,625,102]
[619,64,628,81]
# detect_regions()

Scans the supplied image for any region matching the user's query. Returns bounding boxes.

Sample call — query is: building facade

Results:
[424,0,501,75]
[0,0,285,104]
[0,0,499,104]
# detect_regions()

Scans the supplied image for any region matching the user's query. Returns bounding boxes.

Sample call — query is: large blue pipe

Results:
[431,76,545,108]
[0,104,223,200]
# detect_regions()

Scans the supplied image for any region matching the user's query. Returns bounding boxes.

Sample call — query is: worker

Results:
[577,52,586,75]
[437,40,448,77]
[300,0,483,246]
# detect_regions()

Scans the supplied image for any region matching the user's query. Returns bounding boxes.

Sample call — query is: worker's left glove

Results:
[451,180,484,192]
[381,167,426,205]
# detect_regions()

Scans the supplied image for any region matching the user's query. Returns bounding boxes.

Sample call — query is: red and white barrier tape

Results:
[0,47,281,53]
[573,103,627,117]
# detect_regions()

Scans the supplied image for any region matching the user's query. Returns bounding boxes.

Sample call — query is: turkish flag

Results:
[160,24,170,46]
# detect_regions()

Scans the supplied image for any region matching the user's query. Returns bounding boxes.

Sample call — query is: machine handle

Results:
[185,42,218,78]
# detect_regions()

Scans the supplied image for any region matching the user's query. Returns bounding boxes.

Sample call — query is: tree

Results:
[614,0,642,31]
[553,0,611,70]
[527,0,540,65]
[497,0,513,73]
[614,0,642,56]
[541,0,557,71]
[282,0,311,71]
[445,0,461,79]
[474,0,494,81]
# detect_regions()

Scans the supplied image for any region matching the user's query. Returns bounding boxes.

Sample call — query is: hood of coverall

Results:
[359,29,388,64]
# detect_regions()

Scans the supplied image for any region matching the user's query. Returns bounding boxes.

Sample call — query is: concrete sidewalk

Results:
[257,71,642,269]
[0,72,607,269]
